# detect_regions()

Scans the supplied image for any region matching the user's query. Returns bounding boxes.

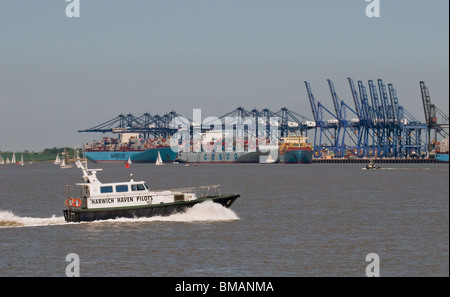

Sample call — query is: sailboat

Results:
[11,152,16,164]
[60,149,73,169]
[125,156,132,168]
[54,153,61,165]
[155,151,164,166]
[19,154,24,166]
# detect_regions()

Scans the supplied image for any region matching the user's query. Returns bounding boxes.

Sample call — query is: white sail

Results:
[20,154,24,166]
[0,154,4,164]
[127,156,132,165]
[54,153,60,164]
[155,151,164,166]
[11,152,16,164]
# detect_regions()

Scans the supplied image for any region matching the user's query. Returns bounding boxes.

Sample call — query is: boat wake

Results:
[363,167,432,171]
[98,200,240,224]
[0,210,65,228]
[380,167,431,170]
[0,201,239,228]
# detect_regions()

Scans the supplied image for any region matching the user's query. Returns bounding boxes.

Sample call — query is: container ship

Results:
[178,150,267,163]
[177,131,313,164]
[278,135,313,164]
[84,134,177,163]
[433,138,449,162]
[176,131,269,163]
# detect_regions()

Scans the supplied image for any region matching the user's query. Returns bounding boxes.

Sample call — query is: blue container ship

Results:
[84,135,177,163]
[278,135,313,164]
[434,138,449,163]
[85,147,177,163]
[177,132,313,164]
[434,154,449,162]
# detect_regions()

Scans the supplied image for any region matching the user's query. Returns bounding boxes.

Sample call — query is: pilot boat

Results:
[363,159,381,170]
[63,161,240,222]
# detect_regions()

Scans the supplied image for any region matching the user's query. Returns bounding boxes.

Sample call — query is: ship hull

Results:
[279,149,313,164]
[177,151,267,163]
[434,154,449,162]
[85,147,177,163]
[63,194,239,222]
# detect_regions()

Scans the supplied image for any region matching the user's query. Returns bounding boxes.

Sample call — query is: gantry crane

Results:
[420,81,449,151]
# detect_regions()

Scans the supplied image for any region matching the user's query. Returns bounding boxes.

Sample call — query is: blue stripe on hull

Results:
[435,154,449,162]
[280,150,313,163]
[177,151,263,163]
[85,147,177,163]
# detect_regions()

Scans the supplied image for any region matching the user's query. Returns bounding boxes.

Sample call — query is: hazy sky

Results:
[0,0,448,151]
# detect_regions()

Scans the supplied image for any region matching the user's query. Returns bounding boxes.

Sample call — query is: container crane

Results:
[357,80,375,157]
[348,78,368,157]
[327,79,360,158]
[305,81,339,158]
[388,84,403,157]
[420,81,449,151]
[368,80,386,157]
[378,79,395,157]
[327,79,344,157]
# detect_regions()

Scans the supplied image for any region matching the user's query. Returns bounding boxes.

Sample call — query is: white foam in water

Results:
[0,201,239,228]
[0,210,66,228]
[101,200,240,224]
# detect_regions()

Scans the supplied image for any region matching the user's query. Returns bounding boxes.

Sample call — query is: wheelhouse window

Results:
[116,185,128,193]
[131,184,146,191]
[100,186,113,193]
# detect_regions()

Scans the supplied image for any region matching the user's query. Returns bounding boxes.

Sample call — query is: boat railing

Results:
[64,184,224,210]
[197,185,221,197]
[155,187,197,194]
[155,185,222,197]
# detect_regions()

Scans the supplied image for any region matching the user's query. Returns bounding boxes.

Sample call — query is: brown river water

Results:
[0,162,448,276]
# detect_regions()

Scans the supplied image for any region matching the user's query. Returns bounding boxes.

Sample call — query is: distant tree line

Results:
[0,147,80,162]
[1,147,78,155]
[42,147,78,156]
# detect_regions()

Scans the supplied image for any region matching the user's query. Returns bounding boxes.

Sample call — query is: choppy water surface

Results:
[0,162,448,276]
